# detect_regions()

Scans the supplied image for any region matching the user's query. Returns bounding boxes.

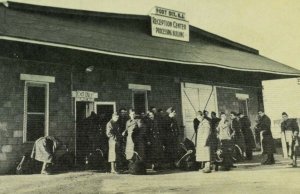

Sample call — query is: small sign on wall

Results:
[72,91,98,102]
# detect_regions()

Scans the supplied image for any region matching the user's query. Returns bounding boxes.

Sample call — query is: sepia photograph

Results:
[0,0,299,193]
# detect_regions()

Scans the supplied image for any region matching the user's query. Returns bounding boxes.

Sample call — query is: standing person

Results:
[210,112,221,163]
[106,113,120,173]
[195,111,212,173]
[193,111,202,146]
[230,112,245,161]
[87,112,101,152]
[147,111,164,170]
[150,106,158,115]
[204,110,212,122]
[117,108,129,171]
[123,109,138,161]
[281,112,299,167]
[239,113,256,160]
[216,112,233,170]
[254,115,262,150]
[256,110,275,165]
[164,107,179,169]
[134,117,149,161]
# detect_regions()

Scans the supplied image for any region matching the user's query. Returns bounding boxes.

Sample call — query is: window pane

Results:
[27,86,45,112]
[26,114,45,142]
[238,100,248,116]
[134,92,146,115]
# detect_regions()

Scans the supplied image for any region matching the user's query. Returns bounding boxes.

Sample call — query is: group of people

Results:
[106,107,179,173]
[193,110,256,173]
[77,107,299,175]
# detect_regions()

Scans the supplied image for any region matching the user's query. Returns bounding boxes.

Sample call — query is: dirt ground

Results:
[0,162,299,194]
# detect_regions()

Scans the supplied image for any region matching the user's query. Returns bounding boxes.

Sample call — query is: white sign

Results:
[150,7,189,42]
[153,6,186,20]
[72,91,98,102]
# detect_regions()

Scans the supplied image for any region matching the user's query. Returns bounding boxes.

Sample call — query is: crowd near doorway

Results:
[75,100,116,166]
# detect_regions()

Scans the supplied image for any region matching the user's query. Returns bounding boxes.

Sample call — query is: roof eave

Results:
[1,35,299,78]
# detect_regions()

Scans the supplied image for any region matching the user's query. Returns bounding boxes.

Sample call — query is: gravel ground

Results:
[0,163,299,194]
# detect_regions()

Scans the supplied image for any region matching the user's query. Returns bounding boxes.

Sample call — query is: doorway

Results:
[181,83,218,139]
[75,101,94,165]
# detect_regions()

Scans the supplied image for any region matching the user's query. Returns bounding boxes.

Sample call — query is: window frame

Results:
[236,93,249,116]
[23,81,49,143]
[131,90,148,114]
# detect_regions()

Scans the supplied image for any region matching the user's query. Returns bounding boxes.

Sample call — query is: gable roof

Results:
[0,1,299,77]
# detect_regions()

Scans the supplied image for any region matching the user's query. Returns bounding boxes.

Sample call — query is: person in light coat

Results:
[196,111,212,173]
[106,113,120,173]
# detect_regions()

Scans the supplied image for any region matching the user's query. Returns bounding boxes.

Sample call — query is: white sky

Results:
[9,0,300,71]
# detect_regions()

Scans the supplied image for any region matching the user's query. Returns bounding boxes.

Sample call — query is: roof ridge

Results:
[6,1,258,54]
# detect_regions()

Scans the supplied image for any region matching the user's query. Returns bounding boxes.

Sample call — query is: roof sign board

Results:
[150,6,189,42]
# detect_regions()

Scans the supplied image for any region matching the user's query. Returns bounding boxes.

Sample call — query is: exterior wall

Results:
[216,86,261,128]
[263,78,300,138]
[0,56,73,174]
[0,42,264,174]
[72,66,183,129]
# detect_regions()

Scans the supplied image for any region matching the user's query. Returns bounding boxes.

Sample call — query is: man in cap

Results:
[230,111,245,161]
[238,112,255,160]
[281,112,299,167]
[163,107,179,169]
[256,110,275,165]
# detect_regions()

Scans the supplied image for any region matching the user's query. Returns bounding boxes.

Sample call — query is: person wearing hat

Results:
[230,111,245,161]
[256,110,275,165]
[238,112,256,160]
[163,107,179,169]
[281,112,299,167]
[106,112,120,173]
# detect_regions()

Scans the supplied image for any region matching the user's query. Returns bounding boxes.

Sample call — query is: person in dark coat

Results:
[87,111,101,152]
[238,113,256,160]
[146,111,164,170]
[117,108,129,170]
[230,111,246,161]
[163,107,179,168]
[210,111,221,162]
[193,114,201,134]
[281,112,299,167]
[257,110,275,165]
[133,117,149,161]
[193,111,202,147]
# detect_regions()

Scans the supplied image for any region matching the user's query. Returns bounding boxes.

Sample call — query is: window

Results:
[236,93,249,116]
[23,82,49,142]
[132,91,148,115]
[129,84,151,115]
[238,99,249,116]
